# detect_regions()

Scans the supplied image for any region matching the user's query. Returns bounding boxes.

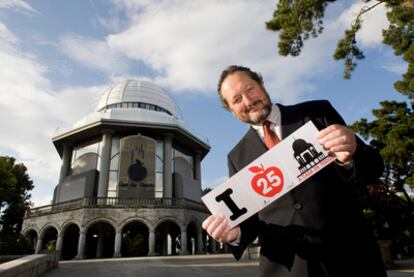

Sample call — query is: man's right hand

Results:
[202,215,240,243]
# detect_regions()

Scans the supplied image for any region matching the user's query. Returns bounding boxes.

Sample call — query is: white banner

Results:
[202,121,336,228]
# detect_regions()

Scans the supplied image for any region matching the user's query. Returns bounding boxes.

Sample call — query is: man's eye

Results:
[233,97,242,104]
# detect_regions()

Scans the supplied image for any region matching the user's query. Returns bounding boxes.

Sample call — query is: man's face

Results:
[220,71,271,124]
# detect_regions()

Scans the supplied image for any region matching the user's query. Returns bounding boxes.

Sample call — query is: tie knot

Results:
[263,120,271,128]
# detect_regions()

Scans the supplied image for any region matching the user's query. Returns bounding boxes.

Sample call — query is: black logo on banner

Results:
[292,138,326,177]
[215,188,247,221]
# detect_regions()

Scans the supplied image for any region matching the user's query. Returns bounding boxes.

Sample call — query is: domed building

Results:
[22,80,217,259]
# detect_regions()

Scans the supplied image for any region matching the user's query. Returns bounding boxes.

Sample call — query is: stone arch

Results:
[60,222,80,260]
[184,216,202,231]
[39,223,60,239]
[22,226,39,237]
[23,228,38,253]
[84,217,117,231]
[154,217,181,256]
[185,216,204,254]
[186,221,199,255]
[153,217,181,230]
[119,217,151,232]
[40,225,58,252]
[120,219,150,257]
[60,220,81,234]
[84,220,116,259]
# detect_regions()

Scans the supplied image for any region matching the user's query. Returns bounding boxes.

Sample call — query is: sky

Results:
[0,0,409,207]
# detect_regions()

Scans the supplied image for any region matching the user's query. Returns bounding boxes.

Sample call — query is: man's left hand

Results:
[317,124,356,164]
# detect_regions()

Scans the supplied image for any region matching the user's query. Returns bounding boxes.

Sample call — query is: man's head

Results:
[217,65,271,124]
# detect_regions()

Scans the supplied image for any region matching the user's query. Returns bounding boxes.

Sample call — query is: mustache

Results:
[246,99,266,112]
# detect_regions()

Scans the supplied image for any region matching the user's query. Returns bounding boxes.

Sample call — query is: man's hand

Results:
[202,215,240,243]
[317,124,356,164]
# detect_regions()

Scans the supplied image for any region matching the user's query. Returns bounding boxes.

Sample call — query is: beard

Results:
[245,99,272,124]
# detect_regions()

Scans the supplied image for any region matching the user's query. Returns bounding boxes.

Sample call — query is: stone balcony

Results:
[25,197,208,217]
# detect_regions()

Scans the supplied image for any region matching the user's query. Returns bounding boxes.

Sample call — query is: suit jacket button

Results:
[294,203,303,210]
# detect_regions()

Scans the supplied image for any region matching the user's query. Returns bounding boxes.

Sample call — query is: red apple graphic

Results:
[249,164,284,197]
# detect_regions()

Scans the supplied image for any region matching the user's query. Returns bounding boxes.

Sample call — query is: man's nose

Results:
[242,94,254,106]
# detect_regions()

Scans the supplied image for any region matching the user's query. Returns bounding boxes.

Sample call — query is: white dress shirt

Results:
[251,104,282,140]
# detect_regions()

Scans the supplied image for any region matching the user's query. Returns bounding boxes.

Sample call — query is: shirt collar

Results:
[251,104,281,131]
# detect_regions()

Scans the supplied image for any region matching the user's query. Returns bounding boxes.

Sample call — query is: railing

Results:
[25,197,208,217]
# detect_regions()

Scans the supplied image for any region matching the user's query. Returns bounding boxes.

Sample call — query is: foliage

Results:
[352,101,414,191]
[352,101,414,257]
[122,232,147,257]
[266,0,414,98]
[202,187,212,195]
[0,233,34,255]
[46,240,56,251]
[0,156,34,255]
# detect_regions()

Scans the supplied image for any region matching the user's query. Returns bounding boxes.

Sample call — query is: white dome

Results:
[96,79,178,117]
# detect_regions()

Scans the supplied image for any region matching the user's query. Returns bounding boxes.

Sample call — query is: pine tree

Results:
[266,0,414,98]
[351,101,414,256]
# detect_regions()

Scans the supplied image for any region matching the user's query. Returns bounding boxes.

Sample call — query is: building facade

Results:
[22,80,220,259]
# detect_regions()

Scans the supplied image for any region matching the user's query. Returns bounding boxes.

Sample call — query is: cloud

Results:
[0,23,107,205]
[382,62,406,75]
[0,0,37,14]
[59,35,129,76]
[0,22,18,44]
[102,0,341,102]
[338,1,389,48]
[380,49,407,75]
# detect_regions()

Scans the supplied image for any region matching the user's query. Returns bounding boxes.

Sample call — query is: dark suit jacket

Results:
[227,100,386,277]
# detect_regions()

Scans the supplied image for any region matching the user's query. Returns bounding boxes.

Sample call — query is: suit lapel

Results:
[277,103,306,139]
[244,127,268,158]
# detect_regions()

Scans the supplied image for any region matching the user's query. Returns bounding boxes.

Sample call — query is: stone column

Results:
[113,230,122,258]
[35,239,43,254]
[58,143,72,184]
[180,230,188,255]
[163,134,173,199]
[75,230,86,259]
[194,151,201,182]
[56,234,64,257]
[97,130,113,198]
[148,230,155,256]
[196,230,203,254]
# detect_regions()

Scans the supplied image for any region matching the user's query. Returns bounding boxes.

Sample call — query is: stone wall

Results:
[0,253,58,277]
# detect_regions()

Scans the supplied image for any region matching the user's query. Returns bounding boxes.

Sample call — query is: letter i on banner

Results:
[202,172,260,228]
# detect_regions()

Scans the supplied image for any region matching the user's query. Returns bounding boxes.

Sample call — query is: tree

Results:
[202,187,212,196]
[353,101,414,193]
[351,101,414,256]
[0,156,34,254]
[265,0,414,98]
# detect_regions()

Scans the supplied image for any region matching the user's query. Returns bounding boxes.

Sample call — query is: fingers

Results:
[320,137,353,150]
[202,215,216,230]
[202,215,230,242]
[317,124,356,163]
[317,124,340,139]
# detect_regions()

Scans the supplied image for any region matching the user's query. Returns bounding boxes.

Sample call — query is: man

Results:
[202,65,386,277]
